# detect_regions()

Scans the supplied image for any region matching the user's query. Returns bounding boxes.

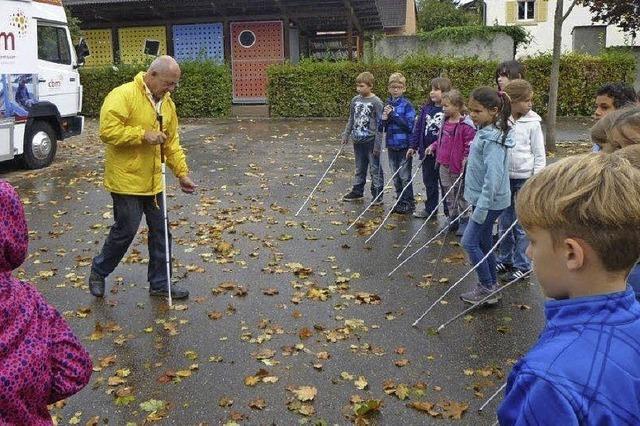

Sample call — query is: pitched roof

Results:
[377,0,407,28]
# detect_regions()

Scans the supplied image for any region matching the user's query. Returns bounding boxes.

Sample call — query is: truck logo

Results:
[0,32,15,50]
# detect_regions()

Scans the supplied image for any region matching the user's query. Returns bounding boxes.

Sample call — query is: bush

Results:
[80,61,232,117]
[419,25,532,52]
[267,52,635,117]
[417,0,480,33]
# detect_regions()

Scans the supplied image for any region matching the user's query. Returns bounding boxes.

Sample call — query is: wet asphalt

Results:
[0,117,591,425]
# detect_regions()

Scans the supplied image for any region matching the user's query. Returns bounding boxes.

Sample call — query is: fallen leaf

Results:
[292,386,317,402]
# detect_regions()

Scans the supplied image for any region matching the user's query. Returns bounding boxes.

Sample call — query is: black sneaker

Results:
[342,191,364,202]
[150,285,190,300]
[496,262,512,280]
[505,269,532,283]
[88,269,105,297]
[393,204,410,215]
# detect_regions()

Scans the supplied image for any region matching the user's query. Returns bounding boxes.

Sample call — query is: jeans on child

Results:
[421,154,448,216]
[462,208,504,288]
[352,139,384,198]
[629,263,640,301]
[438,165,466,220]
[497,178,530,271]
[387,148,414,208]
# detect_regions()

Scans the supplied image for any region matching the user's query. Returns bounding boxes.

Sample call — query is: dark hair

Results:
[596,83,637,109]
[470,86,512,143]
[495,60,524,86]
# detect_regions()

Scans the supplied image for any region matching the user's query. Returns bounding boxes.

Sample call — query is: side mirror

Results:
[75,38,90,66]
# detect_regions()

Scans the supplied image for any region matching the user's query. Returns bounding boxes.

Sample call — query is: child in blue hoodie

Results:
[498,153,640,425]
[408,77,451,219]
[380,72,416,214]
[460,87,515,304]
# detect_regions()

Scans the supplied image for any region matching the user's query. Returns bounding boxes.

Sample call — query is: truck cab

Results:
[1,0,89,169]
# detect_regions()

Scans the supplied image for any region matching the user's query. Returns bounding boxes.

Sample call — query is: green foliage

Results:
[64,7,82,44]
[79,61,231,117]
[417,0,480,32]
[267,53,635,118]
[419,25,532,51]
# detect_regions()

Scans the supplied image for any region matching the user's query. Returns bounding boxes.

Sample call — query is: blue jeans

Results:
[92,192,171,291]
[421,154,448,215]
[629,263,640,301]
[462,208,504,288]
[387,148,414,208]
[497,178,531,271]
[352,140,383,198]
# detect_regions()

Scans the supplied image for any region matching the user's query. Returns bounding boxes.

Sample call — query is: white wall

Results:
[485,0,639,58]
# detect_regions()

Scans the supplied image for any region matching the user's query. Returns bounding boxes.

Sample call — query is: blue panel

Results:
[173,23,224,62]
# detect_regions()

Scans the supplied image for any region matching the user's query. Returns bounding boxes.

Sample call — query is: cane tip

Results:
[436,325,444,333]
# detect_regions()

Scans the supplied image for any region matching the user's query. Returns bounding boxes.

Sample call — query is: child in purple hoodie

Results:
[0,180,92,424]
[426,89,476,234]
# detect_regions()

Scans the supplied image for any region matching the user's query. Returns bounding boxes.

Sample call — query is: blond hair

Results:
[612,144,640,169]
[356,71,374,87]
[590,106,640,153]
[516,153,640,272]
[388,72,406,87]
[442,89,466,113]
[504,79,533,102]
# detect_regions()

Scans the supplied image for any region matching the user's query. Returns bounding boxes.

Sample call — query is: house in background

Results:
[379,0,418,36]
[482,0,639,57]
[65,0,391,104]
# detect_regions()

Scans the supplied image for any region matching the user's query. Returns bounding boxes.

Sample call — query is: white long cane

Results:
[158,115,173,308]
[295,145,344,217]
[412,219,519,327]
[365,157,424,243]
[347,158,409,230]
[397,172,465,259]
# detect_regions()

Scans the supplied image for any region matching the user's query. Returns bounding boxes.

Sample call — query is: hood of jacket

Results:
[0,180,27,274]
[476,124,516,149]
[514,110,542,124]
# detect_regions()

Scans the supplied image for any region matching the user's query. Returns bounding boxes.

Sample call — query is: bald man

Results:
[89,56,195,300]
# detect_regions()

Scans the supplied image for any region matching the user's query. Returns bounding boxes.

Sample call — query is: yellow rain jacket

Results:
[99,72,189,195]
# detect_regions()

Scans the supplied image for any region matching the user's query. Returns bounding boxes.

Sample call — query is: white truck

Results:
[1,0,89,169]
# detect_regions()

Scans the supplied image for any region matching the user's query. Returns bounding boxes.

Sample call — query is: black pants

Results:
[421,155,448,216]
[92,192,171,291]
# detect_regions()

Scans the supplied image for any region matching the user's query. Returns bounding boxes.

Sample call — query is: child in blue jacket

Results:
[379,72,416,214]
[460,87,515,304]
[498,153,640,425]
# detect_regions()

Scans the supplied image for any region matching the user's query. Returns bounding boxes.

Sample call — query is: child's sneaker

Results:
[460,283,502,305]
[504,268,532,283]
[393,204,411,215]
[496,262,512,280]
[342,191,363,202]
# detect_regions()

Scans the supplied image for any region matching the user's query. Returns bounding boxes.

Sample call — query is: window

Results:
[238,30,256,48]
[37,25,71,64]
[518,0,535,20]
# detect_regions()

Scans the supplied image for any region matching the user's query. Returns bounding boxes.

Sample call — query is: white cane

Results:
[365,156,424,244]
[158,114,173,308]
[295,145,344,217]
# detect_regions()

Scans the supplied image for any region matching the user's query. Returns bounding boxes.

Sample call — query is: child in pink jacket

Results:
[0,180,92,424]
[426,89,476,234]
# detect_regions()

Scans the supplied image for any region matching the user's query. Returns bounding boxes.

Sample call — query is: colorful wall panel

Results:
[173,23,224,63]
[230,21,284,102]
[118,26,167,64]
[82,29,113,67]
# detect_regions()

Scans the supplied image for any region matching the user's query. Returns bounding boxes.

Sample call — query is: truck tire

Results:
[23,121,57,169]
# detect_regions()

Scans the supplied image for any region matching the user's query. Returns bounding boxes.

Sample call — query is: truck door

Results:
[36,22,80,117]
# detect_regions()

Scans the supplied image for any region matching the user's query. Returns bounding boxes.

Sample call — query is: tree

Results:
[545,0,640,151]
[417,0,480,33]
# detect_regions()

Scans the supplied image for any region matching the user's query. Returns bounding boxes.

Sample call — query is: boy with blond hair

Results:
[342,72,385,202]
[379,72,416,213]
[498,153,640,424]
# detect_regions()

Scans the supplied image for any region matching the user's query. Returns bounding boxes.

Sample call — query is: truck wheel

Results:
[23,121,57,169]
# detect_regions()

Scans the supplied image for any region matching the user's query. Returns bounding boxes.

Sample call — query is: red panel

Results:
[231,21,284,102]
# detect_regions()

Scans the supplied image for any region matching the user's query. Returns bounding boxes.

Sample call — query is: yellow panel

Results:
[506,1,517,24]
[83,29,113,67]
[535,0,549,23]
[118,26,167,64]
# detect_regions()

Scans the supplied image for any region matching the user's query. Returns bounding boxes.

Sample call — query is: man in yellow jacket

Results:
[89,56,195,300]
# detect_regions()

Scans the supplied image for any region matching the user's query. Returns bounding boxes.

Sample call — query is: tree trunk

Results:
[545,0,577,152]
[545,0,564,152]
